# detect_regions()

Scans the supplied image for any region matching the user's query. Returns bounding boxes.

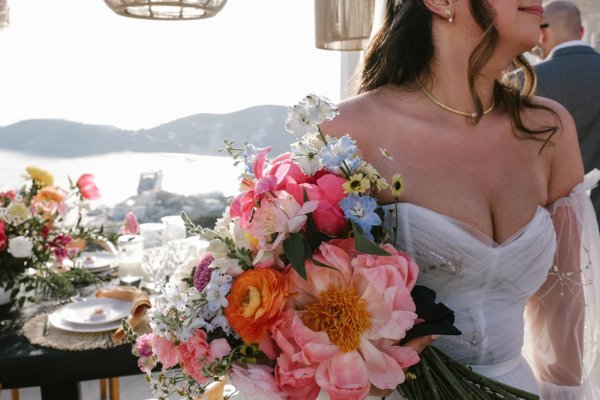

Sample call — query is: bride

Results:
[321,0,600,399]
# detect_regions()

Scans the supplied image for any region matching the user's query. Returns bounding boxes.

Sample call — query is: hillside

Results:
[0,105,292,157]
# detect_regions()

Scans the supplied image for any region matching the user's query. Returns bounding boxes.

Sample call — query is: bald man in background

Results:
[536,0,600,223]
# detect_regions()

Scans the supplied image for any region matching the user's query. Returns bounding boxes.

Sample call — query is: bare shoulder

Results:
[528,96,584,203]
[319,91,380,141]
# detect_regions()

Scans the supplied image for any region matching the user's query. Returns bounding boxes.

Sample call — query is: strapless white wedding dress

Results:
[384,202,552,395]
[375,170,600,400]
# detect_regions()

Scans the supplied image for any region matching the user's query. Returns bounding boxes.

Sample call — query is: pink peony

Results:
[0,220,7,252]
[177,329,230,383]
[230,364,285,400]
[152,335,180,369]
[120,212,139,235]
[303,174,348,237]
[273,239,421,399]
[76,174,100,200]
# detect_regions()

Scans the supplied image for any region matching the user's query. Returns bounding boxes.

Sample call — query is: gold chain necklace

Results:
[416,80,495,119]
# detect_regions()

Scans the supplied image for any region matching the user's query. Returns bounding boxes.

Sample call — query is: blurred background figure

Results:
[535,0,600,224]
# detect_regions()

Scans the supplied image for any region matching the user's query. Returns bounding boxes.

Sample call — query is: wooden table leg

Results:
[40,382,80,400]
[11,388,20,400]
[99,378,107,399]
[108,377,119,400]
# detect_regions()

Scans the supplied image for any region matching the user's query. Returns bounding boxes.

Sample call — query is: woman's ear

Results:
[422,0,457,20]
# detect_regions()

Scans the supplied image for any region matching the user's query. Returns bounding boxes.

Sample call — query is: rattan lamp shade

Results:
[315,0,375,51]
[103,0,227,20]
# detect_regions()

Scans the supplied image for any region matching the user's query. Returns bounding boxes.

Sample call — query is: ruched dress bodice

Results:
[383,203,557,393]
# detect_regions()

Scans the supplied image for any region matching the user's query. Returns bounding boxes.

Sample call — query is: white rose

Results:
[8,236,34,258]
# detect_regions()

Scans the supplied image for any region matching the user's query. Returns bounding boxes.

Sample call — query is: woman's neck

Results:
[424,21,510,113]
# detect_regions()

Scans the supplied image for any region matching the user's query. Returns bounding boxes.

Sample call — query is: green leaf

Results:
[352,222,390,256]
[283,233,308,280]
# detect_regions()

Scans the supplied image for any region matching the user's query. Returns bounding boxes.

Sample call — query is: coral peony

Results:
[225,268,290,344]
[274,239,421,399]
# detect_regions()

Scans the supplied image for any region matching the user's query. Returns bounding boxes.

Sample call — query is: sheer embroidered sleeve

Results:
[524,169,600,399]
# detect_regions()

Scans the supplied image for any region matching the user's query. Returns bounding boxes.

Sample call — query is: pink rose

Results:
[0,220,7,252]
[152,335,179,369]
[76,174,100,200]
[135,333,154,357]
[178,329,230,383]
[230,364,285,400]
[304,174,348,237]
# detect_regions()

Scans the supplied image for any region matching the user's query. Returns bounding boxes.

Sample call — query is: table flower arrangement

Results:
[0,167,110,306]
[126,95,538,400]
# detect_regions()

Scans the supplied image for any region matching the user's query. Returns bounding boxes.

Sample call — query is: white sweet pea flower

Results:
[285,103,319,138]
[207,239,229,259]
[291,140,322,175]
[302,93,339,122]
[231,219,251,250]
[8,236,33,258]
[212,257,244,276]
[169,257,199,287]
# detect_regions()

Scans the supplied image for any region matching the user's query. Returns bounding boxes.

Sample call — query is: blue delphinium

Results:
[320,135,357,170]
[339,194,381,240]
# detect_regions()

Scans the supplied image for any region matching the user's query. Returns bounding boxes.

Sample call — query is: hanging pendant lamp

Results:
[314,0,376,51]
[103,0,228,21]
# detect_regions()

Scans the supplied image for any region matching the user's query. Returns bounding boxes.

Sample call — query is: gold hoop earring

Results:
[444,9,454,23]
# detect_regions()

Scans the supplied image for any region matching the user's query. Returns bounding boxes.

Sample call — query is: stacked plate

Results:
[48,298,131,333]
[75,251,119,274]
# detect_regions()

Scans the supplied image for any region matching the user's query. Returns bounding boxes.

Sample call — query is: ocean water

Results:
[0,150,243,206]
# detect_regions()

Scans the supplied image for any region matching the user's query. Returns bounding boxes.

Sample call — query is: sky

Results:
[0,1,342,130]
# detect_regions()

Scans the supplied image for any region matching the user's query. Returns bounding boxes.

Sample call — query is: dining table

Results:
[0,294,143,400]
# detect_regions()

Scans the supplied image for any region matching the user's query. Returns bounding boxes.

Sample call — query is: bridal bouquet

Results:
[0,166,109,305]
[128,95,537,400]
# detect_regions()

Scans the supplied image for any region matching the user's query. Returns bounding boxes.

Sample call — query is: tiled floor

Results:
[0,374,155,400]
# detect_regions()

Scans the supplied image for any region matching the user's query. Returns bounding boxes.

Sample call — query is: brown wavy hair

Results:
[359,0,558,148]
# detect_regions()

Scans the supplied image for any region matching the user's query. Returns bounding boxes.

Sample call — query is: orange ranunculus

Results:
[225,268,290,344]
[32,186,65,216]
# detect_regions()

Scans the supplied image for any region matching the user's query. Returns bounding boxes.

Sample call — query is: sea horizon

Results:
[0,150,242,207]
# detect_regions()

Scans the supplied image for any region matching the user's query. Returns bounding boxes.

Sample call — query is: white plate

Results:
[48,310,122,333]
[75,252,119,271]
[60,298,131,325]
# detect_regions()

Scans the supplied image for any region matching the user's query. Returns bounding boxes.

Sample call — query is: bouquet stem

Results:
[397,346,539,400]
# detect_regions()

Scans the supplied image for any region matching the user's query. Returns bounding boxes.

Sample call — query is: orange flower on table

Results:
[32,186,65,217]
[225,268,290,344]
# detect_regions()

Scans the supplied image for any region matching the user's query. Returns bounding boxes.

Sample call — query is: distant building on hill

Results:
[137,171,163,195]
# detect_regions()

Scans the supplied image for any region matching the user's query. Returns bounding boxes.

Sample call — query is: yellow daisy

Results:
[25,166,54,187]
[391,173,405,198]
[343,174,370,195]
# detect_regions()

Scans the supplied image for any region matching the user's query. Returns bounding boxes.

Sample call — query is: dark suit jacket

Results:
[535,45,600,219]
